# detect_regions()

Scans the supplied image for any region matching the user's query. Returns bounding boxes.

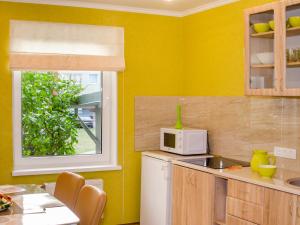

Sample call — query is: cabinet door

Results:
[228,179,264,205]
[244,2,282,96]
[172,165,214,225]
[263,188,297,225]
[227,197,263,224]
[140,156,171,225]
[282,0,300,96]
[295,196,300,225]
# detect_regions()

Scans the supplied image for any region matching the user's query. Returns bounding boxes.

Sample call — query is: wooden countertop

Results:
[143,150,300,196]
[142,150,212,162]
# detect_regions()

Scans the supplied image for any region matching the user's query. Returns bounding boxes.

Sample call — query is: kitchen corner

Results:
[142,149,300,225]
[136,0,300,225]
[137,95,300,225]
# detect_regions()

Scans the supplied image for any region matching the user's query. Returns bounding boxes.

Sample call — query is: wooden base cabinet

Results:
[264,188,297,225]
[295,196,300,225]
[227,197,263,224]
[172,165,214,225]
[228,179,298,225]
[172,171,300,225]
[227,180,264,225]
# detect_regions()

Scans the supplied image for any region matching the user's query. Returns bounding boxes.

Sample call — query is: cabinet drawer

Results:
[226,197,263,224]
[228,179,264,205]
[227,215,258,225]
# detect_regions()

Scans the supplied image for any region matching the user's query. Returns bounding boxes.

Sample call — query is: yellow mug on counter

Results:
[250,150,276,172]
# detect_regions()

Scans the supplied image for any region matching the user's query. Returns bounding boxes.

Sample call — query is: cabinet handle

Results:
[297,206,300,218]
[297,202,300,218]
[242,208,248,214]
[289,200,294,216]
[239,190,250,195]
[190,176,196,187]
[186,173,196,187]
[186,173,192,185]
[161,165,169,180]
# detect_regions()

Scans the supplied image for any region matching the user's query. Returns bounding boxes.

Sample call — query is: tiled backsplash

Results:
[135,96,300,172]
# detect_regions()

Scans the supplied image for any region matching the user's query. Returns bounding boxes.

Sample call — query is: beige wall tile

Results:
[134,96,179,151]
[135,96,300,172]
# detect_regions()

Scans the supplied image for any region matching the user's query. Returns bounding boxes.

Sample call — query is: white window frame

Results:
[12,71,121,176]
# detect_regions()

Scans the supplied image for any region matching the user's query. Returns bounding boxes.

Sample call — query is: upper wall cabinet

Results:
[283,0,300,95]
[245,1,300,96]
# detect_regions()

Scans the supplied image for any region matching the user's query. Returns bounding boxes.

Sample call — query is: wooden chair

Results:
[74,185,107,225]
[54,172,85,210]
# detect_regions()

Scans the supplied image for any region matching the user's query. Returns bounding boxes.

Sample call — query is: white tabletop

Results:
[0,185,79,225]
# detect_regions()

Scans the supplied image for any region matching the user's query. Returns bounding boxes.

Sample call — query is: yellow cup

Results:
[258,165,277,178]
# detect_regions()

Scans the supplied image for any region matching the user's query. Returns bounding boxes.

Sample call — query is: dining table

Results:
[0,184,79,225]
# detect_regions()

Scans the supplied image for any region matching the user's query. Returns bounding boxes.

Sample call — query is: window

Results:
[9,20,124,176]
[13,71,119,176]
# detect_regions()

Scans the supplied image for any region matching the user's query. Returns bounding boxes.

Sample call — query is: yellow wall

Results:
[0,2,183,225]
[182,0,276,96]
[0,0,285,224]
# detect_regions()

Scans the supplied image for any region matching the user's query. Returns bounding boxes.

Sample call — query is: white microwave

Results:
[160,128,208,155]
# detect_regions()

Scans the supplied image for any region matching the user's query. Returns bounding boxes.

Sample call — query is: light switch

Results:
[274,146,297,159]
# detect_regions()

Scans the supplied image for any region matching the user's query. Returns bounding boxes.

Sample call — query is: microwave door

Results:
[164,133,176,148]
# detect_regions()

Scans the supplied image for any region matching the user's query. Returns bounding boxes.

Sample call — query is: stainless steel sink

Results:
[286,178,300,188]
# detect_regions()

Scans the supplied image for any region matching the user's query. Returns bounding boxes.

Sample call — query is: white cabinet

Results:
[140,155,172,225]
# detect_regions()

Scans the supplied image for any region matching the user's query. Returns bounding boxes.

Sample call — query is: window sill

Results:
[12,165,122,176]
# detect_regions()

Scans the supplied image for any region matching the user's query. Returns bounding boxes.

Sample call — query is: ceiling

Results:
[1,0,238,16]
[81,0,221,12]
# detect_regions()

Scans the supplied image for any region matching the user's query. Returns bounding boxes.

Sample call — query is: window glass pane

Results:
[21,71,102,157]
[249,10,275,89]
[285,4,300,89]
[89,74,98,84]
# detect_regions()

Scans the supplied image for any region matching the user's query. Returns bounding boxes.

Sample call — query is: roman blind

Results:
[9,20,125,71]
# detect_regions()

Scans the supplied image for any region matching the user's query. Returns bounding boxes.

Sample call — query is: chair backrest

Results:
[54,172,85,210]
[74,185,107,225]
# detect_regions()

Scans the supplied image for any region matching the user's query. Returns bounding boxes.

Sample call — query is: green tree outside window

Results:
[22,72,82,156]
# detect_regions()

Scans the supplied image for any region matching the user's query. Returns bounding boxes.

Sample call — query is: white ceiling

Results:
[1,0,238,16]
[82,0,220,12]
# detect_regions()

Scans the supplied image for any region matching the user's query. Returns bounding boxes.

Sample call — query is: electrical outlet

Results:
[274,146,297,159]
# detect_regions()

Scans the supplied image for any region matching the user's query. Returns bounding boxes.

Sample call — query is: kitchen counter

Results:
[143,150,300,195]
[173,159,300,196]
[143,150,300,196]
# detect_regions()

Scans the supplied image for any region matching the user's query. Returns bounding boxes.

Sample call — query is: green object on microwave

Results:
[175,104,183,129]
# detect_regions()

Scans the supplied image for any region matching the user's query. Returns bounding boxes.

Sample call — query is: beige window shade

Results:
[9,20,125,71]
